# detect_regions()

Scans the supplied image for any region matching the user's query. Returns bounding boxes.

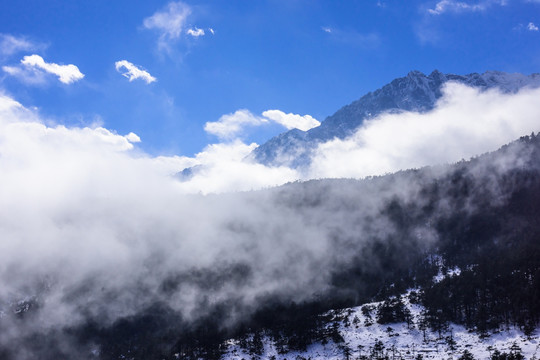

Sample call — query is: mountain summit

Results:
[252,70,540,167]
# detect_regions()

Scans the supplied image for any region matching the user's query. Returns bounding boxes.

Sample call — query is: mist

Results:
[0,81,539,357]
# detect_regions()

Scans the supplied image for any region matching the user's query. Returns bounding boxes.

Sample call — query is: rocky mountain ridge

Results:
[252,70,540,167]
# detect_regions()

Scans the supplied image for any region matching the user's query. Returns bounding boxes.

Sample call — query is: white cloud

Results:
[262,110,320,131]
[115,60,156,84]
[528,22,539,31]
[5,54,84,84]
[143,1,192,50]
[0,34,38,56]
[427,0,505,15]
[209,28,215,35]
[125,132,141,143]
[322,27,333,33]
[187,27,205,37]
[204,109,267,140]
[205,109,320,140]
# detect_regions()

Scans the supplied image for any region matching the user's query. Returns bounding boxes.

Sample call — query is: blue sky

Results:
[1,0,540,157]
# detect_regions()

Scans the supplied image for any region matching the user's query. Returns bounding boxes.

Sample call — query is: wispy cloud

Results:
[187,27,205,37]
[322,27,380,48]
[417,0,507,44]
[3,54,84,84]
[528,22,539,31]
[427,0,506,15]
[143,1,212,51]
[115,60,156,84]
[143,1,191,39]
[0,34,40,57]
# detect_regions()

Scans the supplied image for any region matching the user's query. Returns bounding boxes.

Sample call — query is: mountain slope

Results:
[252,70,540,167]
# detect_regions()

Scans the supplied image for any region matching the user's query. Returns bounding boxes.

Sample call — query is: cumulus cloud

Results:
[205,109,320,140]
[528,22,539,31]
[204,109,266,140]
[125,132,142,143]
[262,110,320,131]
[3,54,84,84]
[427,0,506,15]
[0,34,39,57]
[187,27,205,37]
[115,60,156,84]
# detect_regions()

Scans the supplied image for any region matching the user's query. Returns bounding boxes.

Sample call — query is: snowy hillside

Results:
[221,289,540,360]
[252,70,540,167]
[220,301,539,360]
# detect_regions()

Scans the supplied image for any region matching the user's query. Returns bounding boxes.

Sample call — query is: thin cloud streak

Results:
[0,34,39,57]
[427,0,506,15]
[322,27,380,48]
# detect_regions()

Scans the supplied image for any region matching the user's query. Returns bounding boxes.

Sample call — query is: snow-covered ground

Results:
[221,292,539,360]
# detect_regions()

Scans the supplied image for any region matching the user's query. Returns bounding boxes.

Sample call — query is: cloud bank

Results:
[308,83,540,179]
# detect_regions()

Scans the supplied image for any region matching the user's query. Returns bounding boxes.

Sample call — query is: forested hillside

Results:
[1,134,539,360]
